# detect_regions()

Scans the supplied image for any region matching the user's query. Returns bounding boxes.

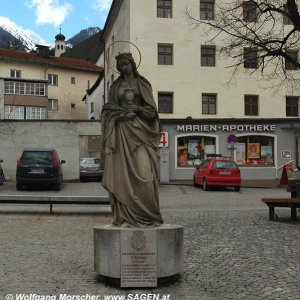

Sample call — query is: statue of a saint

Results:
[101,52,163,227]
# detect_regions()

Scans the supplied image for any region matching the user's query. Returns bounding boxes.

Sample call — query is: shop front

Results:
[160,119,300,181]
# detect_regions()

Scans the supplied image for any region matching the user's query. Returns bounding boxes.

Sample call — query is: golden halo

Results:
[105,40,142,74]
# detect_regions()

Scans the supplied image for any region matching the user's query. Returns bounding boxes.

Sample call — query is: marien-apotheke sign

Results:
[177,124,276,133]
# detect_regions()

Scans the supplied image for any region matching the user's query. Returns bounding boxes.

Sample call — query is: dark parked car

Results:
[80,157,103,181]
[0,159,5,185]
[16,149,66,190]
[193,157,241,191]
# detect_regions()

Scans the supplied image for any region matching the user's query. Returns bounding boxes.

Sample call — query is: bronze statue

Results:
[101,52,163,227]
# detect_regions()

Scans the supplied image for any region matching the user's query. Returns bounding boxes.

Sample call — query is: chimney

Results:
[36,44,50,57]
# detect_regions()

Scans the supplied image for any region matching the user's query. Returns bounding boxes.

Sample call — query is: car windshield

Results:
[212,161,237,169]
[80,158,100,164]
[23,151,52,161]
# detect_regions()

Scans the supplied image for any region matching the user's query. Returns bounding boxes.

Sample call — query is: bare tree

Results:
[186,0,300,90]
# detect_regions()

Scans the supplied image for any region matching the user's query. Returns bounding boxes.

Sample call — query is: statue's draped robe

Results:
[101,77,163,227]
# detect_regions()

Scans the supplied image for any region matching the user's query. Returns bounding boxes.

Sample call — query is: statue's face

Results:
[117,58,132,75]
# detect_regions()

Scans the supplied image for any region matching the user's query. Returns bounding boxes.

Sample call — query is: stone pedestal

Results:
[94,224,183,288]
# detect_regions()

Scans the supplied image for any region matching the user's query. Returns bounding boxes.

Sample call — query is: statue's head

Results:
[115,52,138,75]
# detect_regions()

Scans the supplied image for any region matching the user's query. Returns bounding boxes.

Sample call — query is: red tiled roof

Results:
[0,48,102,73]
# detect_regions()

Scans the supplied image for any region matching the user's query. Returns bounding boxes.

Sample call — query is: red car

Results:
[193,157,241,191]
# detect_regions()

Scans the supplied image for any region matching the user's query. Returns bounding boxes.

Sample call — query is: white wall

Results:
[0,120,102,181]
[103,0,300,119]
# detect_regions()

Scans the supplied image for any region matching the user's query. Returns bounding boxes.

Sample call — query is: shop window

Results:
[236,135,274,166]
[177,135,216,168]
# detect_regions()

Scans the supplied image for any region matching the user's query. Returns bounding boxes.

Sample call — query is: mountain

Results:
[66,27,101,47]
[0,25,101,51]
[0,25,35,51]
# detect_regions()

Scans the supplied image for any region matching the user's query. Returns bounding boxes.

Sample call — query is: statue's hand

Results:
[127,104,139,114]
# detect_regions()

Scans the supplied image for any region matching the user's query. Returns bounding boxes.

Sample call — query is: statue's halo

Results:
[105,40,142,74]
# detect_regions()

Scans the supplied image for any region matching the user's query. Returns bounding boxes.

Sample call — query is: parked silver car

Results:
[0,159,5,185]
[80,158,103,182]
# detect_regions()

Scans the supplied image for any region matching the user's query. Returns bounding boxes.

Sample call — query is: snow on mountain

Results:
[0,17,47,51]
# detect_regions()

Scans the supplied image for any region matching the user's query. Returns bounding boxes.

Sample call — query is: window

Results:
[48,99,58,111]
[177,135,216,168]
[10,69,21,78]
[244,95,258,116]
[244,48,258,68]
[202,94,216,114]
[71,103,77,109]
[201,46,215,66]
[285,50,298,70]
[243,1,257,22]
[4,106,24,119]
[158,92,173,113]
[286,97,298,116]
[4,81,46,96]
[158,44,173,65]
[90,102,94,113]
[283,5,293,25]
[26,107,46,119]
[71,77,75,84]
[200,0,214,20]
[157,0,172,18]
[48,74,58,86]
[236,136,274,166]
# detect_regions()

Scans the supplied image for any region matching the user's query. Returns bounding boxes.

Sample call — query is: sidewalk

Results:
[165,179,282,188]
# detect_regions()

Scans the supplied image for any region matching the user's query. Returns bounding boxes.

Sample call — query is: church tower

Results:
[54,28,66,57]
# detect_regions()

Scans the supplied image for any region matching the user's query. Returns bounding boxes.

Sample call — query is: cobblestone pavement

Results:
[0,182,300,300]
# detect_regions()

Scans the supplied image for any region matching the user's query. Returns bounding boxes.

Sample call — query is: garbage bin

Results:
[287,168,300,198]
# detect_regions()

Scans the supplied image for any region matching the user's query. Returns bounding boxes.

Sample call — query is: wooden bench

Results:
[261,198,300,221]
[0,195,110,214]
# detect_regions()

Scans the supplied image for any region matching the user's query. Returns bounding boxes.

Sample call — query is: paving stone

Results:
[0,183,300,299]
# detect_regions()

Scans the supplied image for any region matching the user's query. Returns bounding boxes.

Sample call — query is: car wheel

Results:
[16,182,23,191]
[234,186,241,192]
[53,184,61,191]
[0,173,4,185]
[193,176,198,187]
[203,179,209,191]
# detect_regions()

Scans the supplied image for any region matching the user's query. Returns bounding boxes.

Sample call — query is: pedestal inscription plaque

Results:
[120,230,157,287]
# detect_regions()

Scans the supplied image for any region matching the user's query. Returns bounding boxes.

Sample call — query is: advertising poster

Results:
[248,143,260,159]
[261,146,273,164]
[235,143,246,165]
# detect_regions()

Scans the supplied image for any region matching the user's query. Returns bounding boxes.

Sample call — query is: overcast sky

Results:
[0,0,112,46]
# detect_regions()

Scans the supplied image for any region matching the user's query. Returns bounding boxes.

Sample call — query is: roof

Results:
[61,31,104,64]
[0,48,102,73]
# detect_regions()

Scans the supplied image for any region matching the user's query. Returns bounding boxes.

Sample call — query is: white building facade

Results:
[102,0,300,181]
